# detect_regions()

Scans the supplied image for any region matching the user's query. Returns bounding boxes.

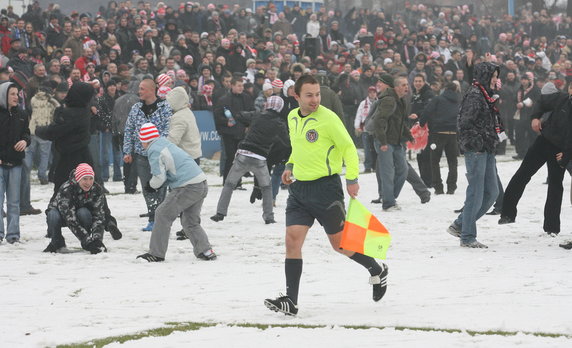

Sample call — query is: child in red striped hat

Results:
[157,85,171,99]
[156,73,173,88]
[139,122,160,143]
[271,79,283,95]
[44,163,119,254]
[136,123,215,262]
[75,163,95,191]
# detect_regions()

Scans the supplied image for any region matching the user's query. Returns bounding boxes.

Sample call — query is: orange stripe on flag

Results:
[368,214,389,235]
[340,221,366,254]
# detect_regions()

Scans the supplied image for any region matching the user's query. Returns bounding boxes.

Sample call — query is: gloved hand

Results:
[106,222,122,240]
[144,182,157,193]
[85,239,107,254]
[557,152,570,169]
[250,186,262,204]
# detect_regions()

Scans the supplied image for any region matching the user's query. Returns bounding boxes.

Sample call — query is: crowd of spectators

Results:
[0,0,571,247]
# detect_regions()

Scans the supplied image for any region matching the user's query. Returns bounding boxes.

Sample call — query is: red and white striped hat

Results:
[139,123,160,143]
[75,163,94,182]
[157,73,172,87]
[157,85,171,99]
[271,79,283,89]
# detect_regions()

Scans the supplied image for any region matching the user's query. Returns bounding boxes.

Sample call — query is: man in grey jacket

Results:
[372,76,413,211]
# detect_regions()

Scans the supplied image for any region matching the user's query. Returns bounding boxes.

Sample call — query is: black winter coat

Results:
[0,106,30,166]
[213,91,254,139]
[532,92,572,164]
[48,169,106,245]
[457,62,500,153]
[235,109,289,159]
[420,89,461,133]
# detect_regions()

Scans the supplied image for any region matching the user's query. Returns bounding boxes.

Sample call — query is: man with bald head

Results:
[123,78,173,231]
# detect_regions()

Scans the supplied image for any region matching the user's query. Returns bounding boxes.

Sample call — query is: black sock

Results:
[285,258,303,305]
[350,253,382,276]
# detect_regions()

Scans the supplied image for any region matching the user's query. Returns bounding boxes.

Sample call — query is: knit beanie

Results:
[139,123,160,143]
[75,163,94,182]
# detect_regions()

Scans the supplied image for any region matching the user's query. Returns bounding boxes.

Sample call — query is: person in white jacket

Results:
[354,86,378,173]
[166,86,202,164]
[27,85,60,184]
[165,86,206,242]
[306,14,320,38]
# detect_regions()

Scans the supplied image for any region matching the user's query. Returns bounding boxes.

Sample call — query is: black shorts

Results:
[285,174,346,235]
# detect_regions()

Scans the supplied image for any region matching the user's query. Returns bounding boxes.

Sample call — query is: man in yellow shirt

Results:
[264,75,389,316]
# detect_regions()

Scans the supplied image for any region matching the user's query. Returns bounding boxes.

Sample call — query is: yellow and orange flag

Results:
[340,198,391,259]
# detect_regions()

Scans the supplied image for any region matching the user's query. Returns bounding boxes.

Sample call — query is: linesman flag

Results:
[340,198,391,259]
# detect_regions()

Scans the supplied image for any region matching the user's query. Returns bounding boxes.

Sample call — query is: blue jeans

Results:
[47,207,92,245]
[271,163,285,200]
[20,159,32,210]
[100,131,122,181]
[24,135,51,181]
[378,143,408,209]
[0,165,22,241]
[361,132,376,171]
[454,152,499,243]
[374,140,384,200]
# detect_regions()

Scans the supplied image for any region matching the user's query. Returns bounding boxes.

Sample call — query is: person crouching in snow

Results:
[44,163,111,254]
[210,96,289,224]
[136,123,215,262]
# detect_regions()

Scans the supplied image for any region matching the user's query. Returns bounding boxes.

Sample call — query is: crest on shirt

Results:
[306,129,318,143]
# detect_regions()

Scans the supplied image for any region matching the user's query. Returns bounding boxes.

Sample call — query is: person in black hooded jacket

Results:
[213,77,254,183]
[0,81,30,244]
[447,62,501,249]
[210,96,288,224]
[499,81,572,236]
[410,74,435,188]
[420,82,461,195]
[36,82,95,192]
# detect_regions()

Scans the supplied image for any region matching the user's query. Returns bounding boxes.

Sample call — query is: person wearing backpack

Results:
[371,75,414,211]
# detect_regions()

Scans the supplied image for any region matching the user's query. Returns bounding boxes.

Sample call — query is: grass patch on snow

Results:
[56,321,571,347]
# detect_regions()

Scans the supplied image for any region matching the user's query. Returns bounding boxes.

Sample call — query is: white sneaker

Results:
[460,240,488,248]
[383,204,401,212]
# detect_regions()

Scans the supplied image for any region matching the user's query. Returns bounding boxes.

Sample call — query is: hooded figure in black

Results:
[500,82,572,236]
[448,62,501,249]
[458,62,501,154]
[0,82,30,243]
[36,82,96,192]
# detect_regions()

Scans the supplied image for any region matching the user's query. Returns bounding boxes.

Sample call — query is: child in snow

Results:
[136,123,215,262]
[44,163,118,254]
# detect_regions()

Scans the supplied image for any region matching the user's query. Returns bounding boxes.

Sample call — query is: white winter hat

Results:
[283,79,295,97]
[262,83,273,91]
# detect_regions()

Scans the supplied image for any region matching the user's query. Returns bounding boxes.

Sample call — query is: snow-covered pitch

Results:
[1,153,571,347]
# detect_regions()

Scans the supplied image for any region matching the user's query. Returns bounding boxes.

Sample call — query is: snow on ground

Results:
[1,152,571,347]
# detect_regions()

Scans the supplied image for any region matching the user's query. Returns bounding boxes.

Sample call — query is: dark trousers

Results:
[118,135,137,193]
[342,104,358,145]
[514,119,535,158]
[220,135,241,183]
[429,133,458,192]
[123,160,138,193]
[134,153,167,222]
[493,174,504,212]
[502,136,566,233]
[416,147,432,187]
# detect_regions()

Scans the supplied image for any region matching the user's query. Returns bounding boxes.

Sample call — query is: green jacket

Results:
[372,88,412,146]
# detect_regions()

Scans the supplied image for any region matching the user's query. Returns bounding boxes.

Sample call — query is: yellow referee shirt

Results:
[286,105,359,182]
